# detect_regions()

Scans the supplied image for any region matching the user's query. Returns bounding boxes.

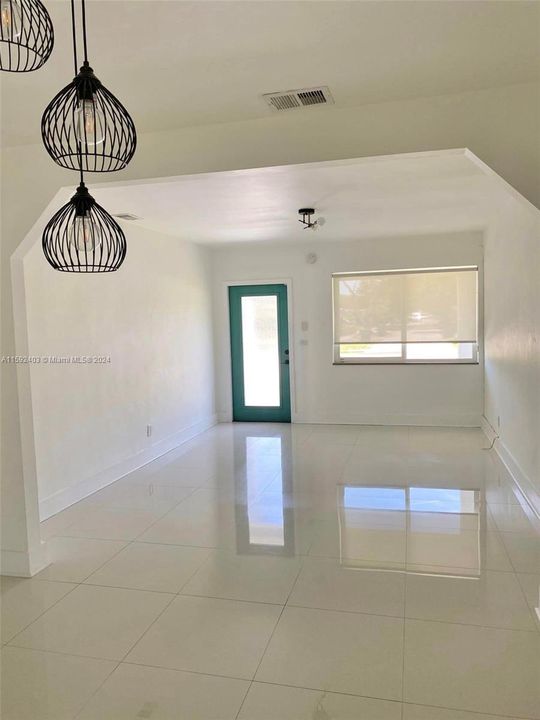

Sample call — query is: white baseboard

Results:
[481,415,540,519]
[1,541,49,577]
[39,414,218,520]
[292,413,481,428]
[217,410,481,427]
[480,415,498,446]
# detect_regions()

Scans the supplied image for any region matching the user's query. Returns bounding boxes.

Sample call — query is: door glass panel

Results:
[241,295,280,406]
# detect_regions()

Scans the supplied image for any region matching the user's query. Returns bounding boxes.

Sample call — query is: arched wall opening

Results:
[5,149,539,576]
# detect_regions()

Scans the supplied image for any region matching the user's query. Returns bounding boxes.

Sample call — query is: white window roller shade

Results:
[333,267,478,345]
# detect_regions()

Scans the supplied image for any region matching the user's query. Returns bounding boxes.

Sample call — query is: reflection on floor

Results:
[2,424,539,719]
[338,485,483,577]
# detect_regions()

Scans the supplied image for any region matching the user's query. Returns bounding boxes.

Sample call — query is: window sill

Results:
[333,360,480,366]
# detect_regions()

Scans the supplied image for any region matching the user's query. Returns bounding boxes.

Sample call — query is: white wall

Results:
[483,191,540,512]
[212,232,483,427]
[23,224,216,519]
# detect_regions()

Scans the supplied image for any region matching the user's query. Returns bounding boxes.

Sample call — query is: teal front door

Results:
[229,284,291,422]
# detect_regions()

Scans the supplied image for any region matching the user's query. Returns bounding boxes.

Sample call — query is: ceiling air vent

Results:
[263,86,334,112]
[113,213,141,221]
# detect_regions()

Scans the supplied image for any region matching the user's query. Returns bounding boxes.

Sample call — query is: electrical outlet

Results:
[146,424,152,438]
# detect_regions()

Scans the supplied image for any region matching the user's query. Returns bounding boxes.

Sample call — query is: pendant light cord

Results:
[79,0,87,183]
[70,0,78,75]
[81,0,89,64]
[70,0,85,186]
[70,0,89,69]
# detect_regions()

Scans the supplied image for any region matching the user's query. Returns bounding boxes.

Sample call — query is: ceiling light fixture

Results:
[298,207,325,231]
[41,0,136,172]
[0,0,54,72]
[42,182,126,272]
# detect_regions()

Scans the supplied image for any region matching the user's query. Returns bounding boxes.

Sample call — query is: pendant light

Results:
[41,0,136,172]
[42,0,128,273]
[42,180,126,272]
[0,0,53,72]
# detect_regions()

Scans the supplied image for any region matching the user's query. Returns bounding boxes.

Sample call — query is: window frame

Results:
[332,266,480,366]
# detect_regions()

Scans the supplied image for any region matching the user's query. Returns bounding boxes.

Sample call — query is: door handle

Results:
[283,349,289,364]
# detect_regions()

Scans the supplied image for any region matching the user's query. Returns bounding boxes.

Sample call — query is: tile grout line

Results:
[71,523,216,720]
[128,485,202,541]
[43,530,528,577]
[42,484,202,550]
[232,677,253,720]
[26,570,540,634]
[72,658,122,719]
[509,559,540,634]
[401,484,409,720]
[7,482,211,717]
[3,644,118,665]
[237,677,405,715]
[4,644,534,720]
[8,582,540,654]
[37,483,203,587]
[72,591,179,719]
[76,487,205,586]
[403,698,534,720]
[491,522,534,577]
[10,426,539,718]
[73,518,220,718]
[74,524,214,712]
[233,555,306,720]
[2,580,81,647]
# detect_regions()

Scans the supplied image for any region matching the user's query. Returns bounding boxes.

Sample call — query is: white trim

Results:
[10,250,49,577]
[293,413,481,428]
[481,415,540,520]
[39,414,217,520]
[480,415,498,446]
[1,542,49,578]
[492,440,540,521]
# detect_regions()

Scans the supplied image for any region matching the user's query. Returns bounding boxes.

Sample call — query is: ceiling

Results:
[2,0,539,146]
[89,150,498,245]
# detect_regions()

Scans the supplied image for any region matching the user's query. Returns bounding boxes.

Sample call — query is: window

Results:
[333,266,478,364]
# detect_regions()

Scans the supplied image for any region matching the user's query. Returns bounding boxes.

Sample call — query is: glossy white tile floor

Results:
[2,423,539,719]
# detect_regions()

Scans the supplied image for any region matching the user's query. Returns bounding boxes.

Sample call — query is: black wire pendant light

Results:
[42,0,129,272]
[0,0,53,72]
[41,0,136,172]
[42,180,126,272]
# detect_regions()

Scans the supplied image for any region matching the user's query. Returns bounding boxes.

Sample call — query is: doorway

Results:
[228,284,291,422]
